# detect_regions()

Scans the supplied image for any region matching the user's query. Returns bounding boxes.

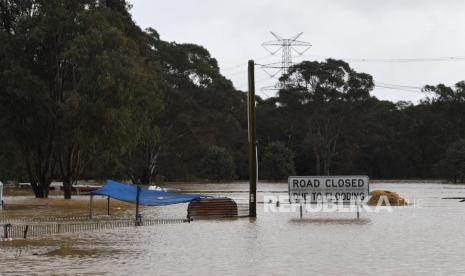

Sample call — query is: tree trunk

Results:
[313,144,321,175]
[128,144,160,185]
[142,175,150,185]
[29,177,51,198]
[31,183,45,198]
[323,158,329,176]
[63,178,72,199]
[58,145,83,200]
[42,185,49,198]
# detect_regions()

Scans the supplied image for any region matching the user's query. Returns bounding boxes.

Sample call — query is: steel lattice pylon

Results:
[261,32,312,91]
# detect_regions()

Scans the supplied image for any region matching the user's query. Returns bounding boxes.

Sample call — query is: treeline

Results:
[257,61,465,182]
[0,1,464,199]
[0,0,247,198]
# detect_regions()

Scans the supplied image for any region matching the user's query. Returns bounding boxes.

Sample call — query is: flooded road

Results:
[1,182,465,275]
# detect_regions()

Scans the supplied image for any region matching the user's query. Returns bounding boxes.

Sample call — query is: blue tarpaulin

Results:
[91,180,204,206]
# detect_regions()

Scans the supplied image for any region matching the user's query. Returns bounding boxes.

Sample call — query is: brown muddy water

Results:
[1,182,465,275]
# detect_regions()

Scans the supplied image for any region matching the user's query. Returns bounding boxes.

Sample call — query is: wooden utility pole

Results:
[248,60,257,217]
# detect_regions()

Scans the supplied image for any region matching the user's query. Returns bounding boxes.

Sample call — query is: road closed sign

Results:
[288,175,369,203]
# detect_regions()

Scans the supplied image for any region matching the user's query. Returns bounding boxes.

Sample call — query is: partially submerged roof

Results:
[91,180,204,206]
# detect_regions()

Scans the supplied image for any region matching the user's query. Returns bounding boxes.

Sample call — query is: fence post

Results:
[135,186,141,226]
[107,196,111,216]
[23,225,29,239]
[89,194,94,220]
[3,223,11,240]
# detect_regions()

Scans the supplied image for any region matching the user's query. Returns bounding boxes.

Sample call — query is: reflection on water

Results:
[1,182,465,275]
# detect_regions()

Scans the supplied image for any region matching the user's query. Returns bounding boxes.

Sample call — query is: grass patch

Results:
[2,197,133,219]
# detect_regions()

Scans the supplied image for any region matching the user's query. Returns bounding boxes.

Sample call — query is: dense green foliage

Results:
[257,63,465,182]
[1,0,465,198]
[260,142,295,181]
[197,146,236,181]
[434,139,465,183]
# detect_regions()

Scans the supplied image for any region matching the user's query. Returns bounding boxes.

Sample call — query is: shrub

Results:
[197,146,236,181]
[260,142,295,181]
[434,139,465,183]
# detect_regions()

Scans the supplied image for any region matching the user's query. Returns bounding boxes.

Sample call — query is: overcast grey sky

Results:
[129,0,465,103]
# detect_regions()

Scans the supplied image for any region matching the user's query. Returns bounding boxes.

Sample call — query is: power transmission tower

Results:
[260,32,312,91]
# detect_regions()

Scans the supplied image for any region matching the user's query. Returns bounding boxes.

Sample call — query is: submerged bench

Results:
[187,197,238,219]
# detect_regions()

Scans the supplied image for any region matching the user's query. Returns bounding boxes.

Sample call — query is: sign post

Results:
[288,175,369,218]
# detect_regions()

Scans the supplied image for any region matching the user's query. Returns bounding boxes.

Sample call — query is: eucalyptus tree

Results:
[0,0,159,197]
[144,30,247,180]
[277,59,374,175]
[0,0,82,197]
[57,3,161,197]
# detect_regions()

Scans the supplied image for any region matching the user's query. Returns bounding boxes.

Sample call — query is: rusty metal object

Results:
[187,198,238,219]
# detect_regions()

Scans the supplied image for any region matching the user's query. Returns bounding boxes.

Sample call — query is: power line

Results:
[225,53,465,81]
[220,54,275,72]
[235,75,275,91]
[376,82,423,90]
[375,86,422,94]
[225,54,465,74]
[295,53,465,63]
[344,56,465,63]
[235,79,425,95]
[374,82,424,94]
[224,54,465,85]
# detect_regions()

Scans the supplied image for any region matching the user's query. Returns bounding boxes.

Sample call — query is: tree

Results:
[260,142,295,181]
[0,1,160,197]
[4,1,465,185]
[55,4,160,198]
[197,146,236,181]
[0,0,78,197]
[277,59,374,175]
[124,119,162,185]
[146,32,247,180]
[434,139,465,183]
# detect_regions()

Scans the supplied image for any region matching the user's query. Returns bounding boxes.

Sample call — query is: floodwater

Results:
[1,182,465,275]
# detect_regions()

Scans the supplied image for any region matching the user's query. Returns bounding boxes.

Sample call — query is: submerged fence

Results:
[0,214,132,224]
[2,217,188,240]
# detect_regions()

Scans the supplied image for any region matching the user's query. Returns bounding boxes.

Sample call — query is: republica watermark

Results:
[263,195,422,213]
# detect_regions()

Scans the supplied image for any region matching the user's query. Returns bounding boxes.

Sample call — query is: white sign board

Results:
[288,175,369,203]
